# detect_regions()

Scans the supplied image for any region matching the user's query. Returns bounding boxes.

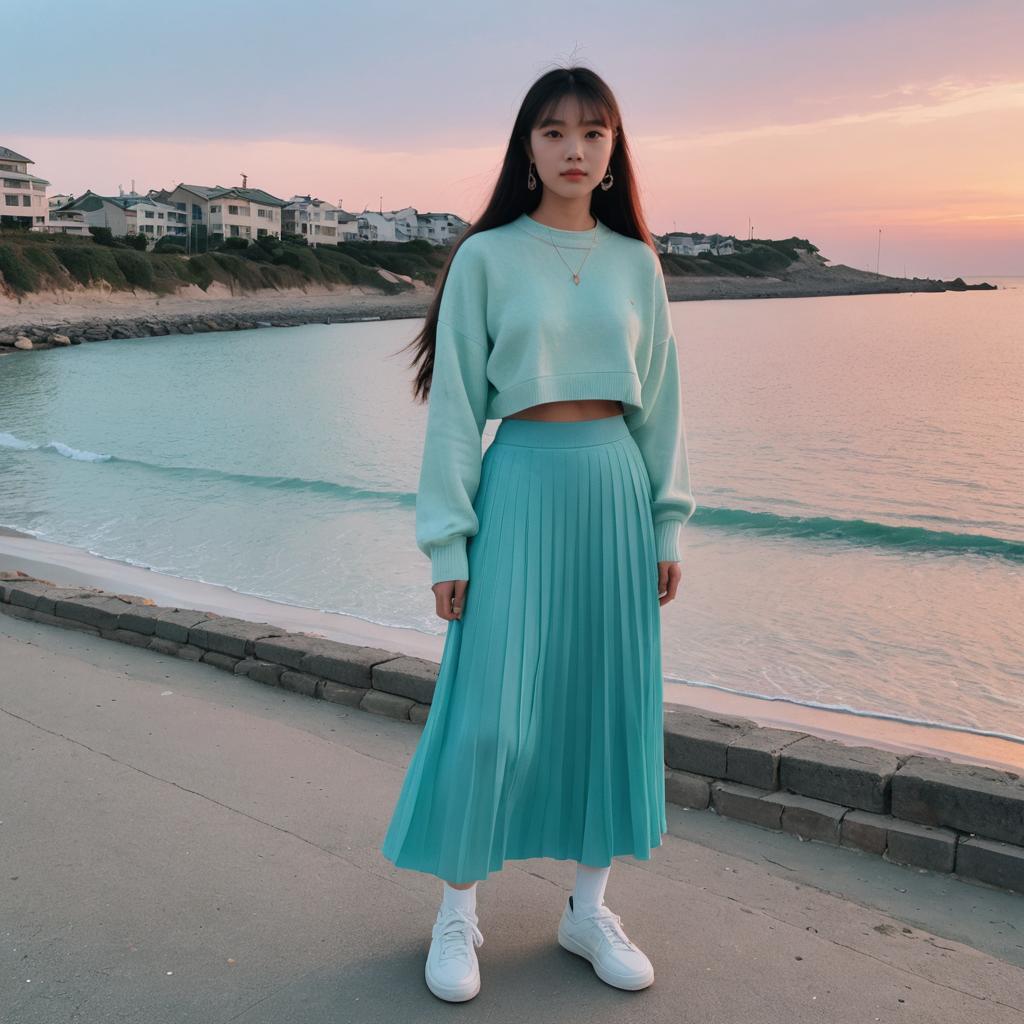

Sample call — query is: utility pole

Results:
[876,226,882,276]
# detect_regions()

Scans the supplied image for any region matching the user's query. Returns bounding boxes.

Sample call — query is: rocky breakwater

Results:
[0,313,272,354]
[0,302,422,356]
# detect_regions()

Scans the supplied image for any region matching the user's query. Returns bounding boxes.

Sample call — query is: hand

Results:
[657,560,681,606]
[433,579,469,621]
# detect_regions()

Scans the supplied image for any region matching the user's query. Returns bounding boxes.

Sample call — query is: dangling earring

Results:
[527,161,538,191]
[600,167,614,191]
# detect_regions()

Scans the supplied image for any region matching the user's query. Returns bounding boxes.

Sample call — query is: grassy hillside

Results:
[0,231,449,298]
[656,235,823,278]
[0,227,821,300]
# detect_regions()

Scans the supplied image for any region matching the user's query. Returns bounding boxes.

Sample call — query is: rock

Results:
[50,334,72,346]
[14,336,33,350]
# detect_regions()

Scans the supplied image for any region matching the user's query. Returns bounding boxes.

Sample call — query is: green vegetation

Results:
[0,226,820,298]
[0,230,450,297]
[658,234,820,279]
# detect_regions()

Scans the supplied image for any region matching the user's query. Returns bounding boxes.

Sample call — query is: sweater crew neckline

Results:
[513,212,609,248]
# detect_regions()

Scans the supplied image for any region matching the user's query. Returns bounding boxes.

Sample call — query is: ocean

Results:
[1,275,1021,753]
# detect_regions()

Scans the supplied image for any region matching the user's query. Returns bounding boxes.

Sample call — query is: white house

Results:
[334,206,360,242]
[415,211,470,245]
[664,234,699,255]
[0,146,50,231]
[50,190,187,244]
[663,231,736,256]
[357,210,398,242]
[282,195,344,247]
[47,207,91,236]
[148,183,287,250]
[355,208,468,245]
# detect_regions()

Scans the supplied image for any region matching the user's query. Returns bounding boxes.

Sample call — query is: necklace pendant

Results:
[573,273,580,285]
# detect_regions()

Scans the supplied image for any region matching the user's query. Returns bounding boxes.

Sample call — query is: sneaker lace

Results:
[434,908,484,962]
[582,905,636,951]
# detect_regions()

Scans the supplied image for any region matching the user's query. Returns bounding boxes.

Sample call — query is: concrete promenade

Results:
[2,612,1022,1023]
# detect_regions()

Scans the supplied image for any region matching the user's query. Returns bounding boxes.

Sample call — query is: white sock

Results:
[441,881,478,916]
[572,862,611,917]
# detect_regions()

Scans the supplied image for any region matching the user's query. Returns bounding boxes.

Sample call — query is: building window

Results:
[210,205,221,213]
[22,195,31,206]
[145,210,155,218]
[3,179,24,188]
[4,195,19,207]
[192,204,202,220]
[157,212,164,219]
[229,225,240,237]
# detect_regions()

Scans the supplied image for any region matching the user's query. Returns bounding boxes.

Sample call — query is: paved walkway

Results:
[2,612,1022,1023]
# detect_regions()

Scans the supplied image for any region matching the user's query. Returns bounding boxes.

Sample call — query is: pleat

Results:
[380,425,668,883]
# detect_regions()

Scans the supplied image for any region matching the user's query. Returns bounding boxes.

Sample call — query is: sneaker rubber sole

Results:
[425,962,481,1002]
[557,924,654,991]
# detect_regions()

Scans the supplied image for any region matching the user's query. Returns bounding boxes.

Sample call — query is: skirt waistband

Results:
[493,413,630,448]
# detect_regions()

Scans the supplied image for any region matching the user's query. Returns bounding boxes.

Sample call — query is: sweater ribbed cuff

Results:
[430,537,469,585]
[654,519,683,563]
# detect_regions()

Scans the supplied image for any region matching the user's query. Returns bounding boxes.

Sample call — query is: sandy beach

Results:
[0,278,434,334]
[2,524,1021,773]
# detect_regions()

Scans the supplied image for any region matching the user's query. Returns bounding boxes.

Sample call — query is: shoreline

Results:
[1,524,1021,773]
[0,258,997,350]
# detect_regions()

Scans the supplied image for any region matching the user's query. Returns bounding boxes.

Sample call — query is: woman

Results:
[382,65,696,1002]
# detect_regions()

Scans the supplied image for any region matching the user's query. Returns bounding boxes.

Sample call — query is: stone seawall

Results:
[2,568,1021,895]
[0,305,407,354]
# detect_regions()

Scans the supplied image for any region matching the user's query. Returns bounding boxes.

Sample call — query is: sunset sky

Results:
[7,0,1022,278]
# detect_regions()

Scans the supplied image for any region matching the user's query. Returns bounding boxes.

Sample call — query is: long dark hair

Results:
[400,64,658,403]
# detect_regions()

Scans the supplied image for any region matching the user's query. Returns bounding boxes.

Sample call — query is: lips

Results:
[562,171,586,178]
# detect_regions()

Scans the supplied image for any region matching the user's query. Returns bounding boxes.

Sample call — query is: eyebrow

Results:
[537,116,608,129]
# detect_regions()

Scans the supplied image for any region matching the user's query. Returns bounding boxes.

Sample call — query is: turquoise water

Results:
[1,278,1022,743]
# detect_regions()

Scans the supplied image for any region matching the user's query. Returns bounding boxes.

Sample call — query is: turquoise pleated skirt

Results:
[381,412,667,883]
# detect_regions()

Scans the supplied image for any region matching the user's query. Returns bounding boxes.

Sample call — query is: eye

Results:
[542,129,605,139]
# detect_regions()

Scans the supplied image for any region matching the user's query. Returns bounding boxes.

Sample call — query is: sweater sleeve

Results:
[625,257,697,562]
[414,242,490,585]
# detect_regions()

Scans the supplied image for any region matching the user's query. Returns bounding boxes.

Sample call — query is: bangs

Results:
[534,89,616,132]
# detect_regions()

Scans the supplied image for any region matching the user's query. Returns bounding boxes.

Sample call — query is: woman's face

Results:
[526,97,616,198]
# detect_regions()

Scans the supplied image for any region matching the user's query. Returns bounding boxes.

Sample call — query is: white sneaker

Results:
[557,895,654,990]
[424,905,484,1002]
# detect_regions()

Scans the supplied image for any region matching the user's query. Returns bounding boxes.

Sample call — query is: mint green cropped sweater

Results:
[416,212,697,585]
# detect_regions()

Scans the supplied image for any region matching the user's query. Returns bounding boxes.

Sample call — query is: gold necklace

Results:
[541,220,599,285]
